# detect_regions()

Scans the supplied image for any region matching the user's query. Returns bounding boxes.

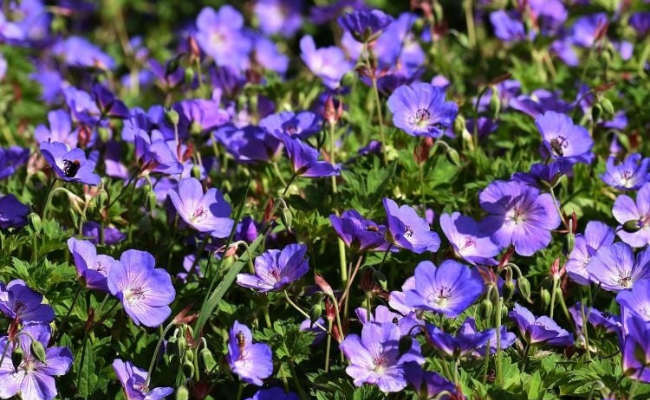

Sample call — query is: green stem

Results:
[549,186,568,230]
[286,358,309,400]
[362,46,388,165]
[378,245,393,271]
[464,0,476,48]
[522,343,531,371]
[495,293,504,386]
[88,301,120,331]
[76,332,89,389]
[325,319,333,372]
[54,285,83,342]
[41,179,57,219]
[549,277,558,319]
[235,381,244,400]
[272,162,288,187]
[282,173,297,197]
[107,168,141,210]
[283,291,327,332]
[418,158,426,210]
[145,321,176,387]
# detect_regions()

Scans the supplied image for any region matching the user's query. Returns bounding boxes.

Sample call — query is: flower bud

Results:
[623,219,642,233]
[29,213,42,234]
[11,346,23,371]
[184,67,195,88]
[200,346,217,372]
[68,208,79,228]
[600,98,614,117]
[503,279,516,302]
[280,206,292,231]
[517,277,532,303]
[541,288,551,309]
[31,340,46,363]
[413,138,434,165]
[176,385,190,400]
[182,359,195,379]
[480,298,494,321]
[147,191,157,212]
[341,71,356,87]
[398,335,413,357]
[165,108,180,126]
[315,274,334,297]
[97,126,111,143]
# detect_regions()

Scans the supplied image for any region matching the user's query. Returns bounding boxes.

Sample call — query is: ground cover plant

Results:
[0,0,650,399]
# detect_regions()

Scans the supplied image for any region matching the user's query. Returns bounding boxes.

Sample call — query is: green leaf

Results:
[77,340,98,398]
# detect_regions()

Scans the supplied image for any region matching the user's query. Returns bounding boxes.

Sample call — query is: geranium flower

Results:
[299,35,353,89]
[404,363,457,400]
[282,135,339,178]
[226,321,273,386]
[535,111,594,164]
[236,244,310,292]
[571,13,608,48]
[0,146,29,180]
[439,212,500,265]
[617,279,650,331]
[34,109,78,149]
[0,194,29,230]
[565,221,615,285]
[587,242,650,292]
[194,6,252,71]
[259,111,321,140]
[613,183,650,247]
[383,198,440,254]
[107,250,176,328]
[622,315,650,383]
[338,9,393,42]
[254,0,302,38]
[511,160,573,189]
[246,387,299,400]
[509,303,573,347]
[0,280,54,324]
[355,305,422,337]
[490,10,526,42]
[601,154,650,191]
[425,321,494,358]
[113,359,173,400]
[67,237,120,292]
[459,318,516,356]
[40,141,100,185]
[330,210,392,253]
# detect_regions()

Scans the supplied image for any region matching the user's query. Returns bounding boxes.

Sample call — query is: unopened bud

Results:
[481,298,494,321]
[541,288,551,309]
[200,347,217,372]
[182,359,195,379]
[11,346,23,371]
[280,206,292,231]
[176,385,190,400]
[398,335,413,357]
[184,68,195,87]
[147,191,157,211]
[517,277,532,303]
[165,109,180,126]
[98,127,111,143]
[314,274,334,297]
[29,213,42,234]
[503,280,516,301]
[31,340,46,363]
[341,71,356,87]
[623,219,642,233]
[601,98,614,117]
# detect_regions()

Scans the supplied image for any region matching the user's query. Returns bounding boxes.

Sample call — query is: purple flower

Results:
[0,280,54,324]
[195,6,252,71]
[383,198,440,254]
[440,212,500,266]
[587,242,650,292]
[92,84,129,119]
[113,359,173,400]
[0,146,29,180]
[338,10,394,42]
[227,321,273,386]
[425,321,494,358]
[260,111,321,140]
[527,0,567,36]
[566,221,615,285]
[214,124,282,164]
[536,111,594,164]
[509,303,573,346]
[330,210,392,253]
[34,110,78,149]
[355,305,423,337]
[81,221,126,245]
[458,318,516,356]
[479,180,560,256]
[40,141,100,185]
[510,90,574,119]
[253,36,290,75]
[300,317,327,345]
[404,260,483,317]
[511,160,573,189]
[107,250,176,328]
[571,13,608,48]
[0,324,73,400]
[630,12,650,37]
[490,10,527,42]
[387,82,458,138]
[246,387,299,400]
[404,363,456,400]
[601,154,650,191]
[0,194,29,230]
[67,238,119,292]
[299,35,353,89]
[282,135,340,178]
[169,178,233,238]
[254,0,302,38]
[339,321,424,393]
[613,183,650,247]
[622,315,650,383]
[236,244,309,292]
[176,99,230,134]
[52,36,115,70]
[568,302,621,336]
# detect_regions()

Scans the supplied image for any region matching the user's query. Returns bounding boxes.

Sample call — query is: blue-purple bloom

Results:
[214,124,282,164]
[299,35,353,89]
[490,10,526,42]
[510,90,574,119]
[81,221,126,245]
[569,302,621,337]
[617,279,650,333]
[0,194,29,230]
[479,180,560,256]
[458,317,516,356]
[622,315,650,383]
[260,111,321,140]
[440,212,500,266]
[566,221,615,285]
[254,0,303,38]
[246,387,299,400]
[227,321,273,386]
[67,238,119,292]
[383,198,440,254]
[338,10,393,42]
[613,183,650,247]
[601,154,650,191]
[587,242,650,292]
[0,280,54,324]
[113,359,173,400]
[92,84,129,119]
[237,244,309,292]
[169,177,233,238]
[355,305,423,337]
[404,363,456,400]
[425,321,494,358]
[40,141,100,185]
[107,250,176,328]
[34,110,78,149]
[387,82,458,138]
[195,6,252,71]
[330,210,391,253]
[52,36,115,70]
[282,135,340,178]
[0,146,28,180]
[536,111,594,164]
[630,12,650,37]
[512,160,573,189]
[509,303,573,346]
[339,321,424,393]
[404,260,483,317]
[571,13,608,48]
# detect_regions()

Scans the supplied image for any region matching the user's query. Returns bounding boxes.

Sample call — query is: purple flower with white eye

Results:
[0,324,73,400]
[490,10,527,42]
[282,135,340,178]
[236,244,310,292]
[536,111,594,164]
[630,13,650,37]
[0,194,29,230]
[113,359,173,400]
[67,238,120,292]
[383,198,440,254]
[0,280,54,324]
[387,82,458,138]
[246,387,300,400]
[601,154,650,191]
[34,109,78,149]
[425,321,494,358]
[260,111,321,140]
[339,321,424,393]
[195,6,252,71]
[571,13,608,48]
[169,178,234,238]
[613,183,650,247]
[227,321,273,386]
[107,250,176,328]
[81,221,126,245]
[0,146,29,180]
[458,317,516,356]
[404,363,456,400]
[39,141,100,185]
[587,242,650,292]
[299,35,353,89]
[566,221,615,285]
[509,303,573,347]
[404,260,483,317]
[440,212,500,266]
[254,0,302,38]
[52,36,115,70]
[512,160,573,190]
[622,315,650,383]
[338,9,394,43]
[92,84,129,119]
[330,210,392,253]
[355,305,423,337]
[479,180,560,256]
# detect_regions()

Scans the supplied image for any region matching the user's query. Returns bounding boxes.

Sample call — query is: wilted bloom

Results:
[440,212,500,265]
[383,198,440,254]
[512,160,573,189]
[338,10,393,42]
[387,82,458,138]
[566,221,615,285]
[479,180,560,256]
[237,244,309,292]
[34,110,78,149]
[339,321,424,393]
[0,324,73,400]
[0,194,29,230]
[227,321,273,386]
[195,6,252,71]
[113,359,173,400]
[260,111,321,140]
[404,260,483,317]
[601,154,650,191]
[67,237,120,292]
[246,387,300,400]
[330,210,391,253]
[169,177,234,238]
[40,141,100,185]
[510,303,573,346]
[459,318,516,356]
[587,243,650,292]
[282,135,339,178]
[107,250,176,328]
[404,362,456,400]
[425,321,494,358]
[613,183,650,247]
[536,111,594,164]
[299,35,353,89]
[622,315,650,383]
